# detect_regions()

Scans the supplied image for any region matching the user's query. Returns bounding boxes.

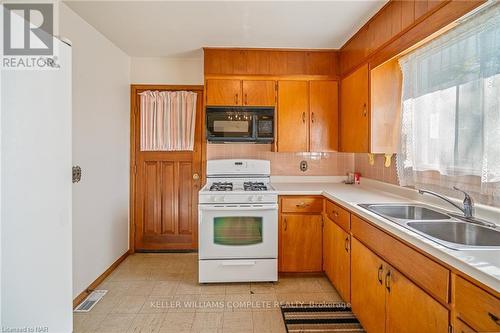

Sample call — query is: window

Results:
[397,3,500,207]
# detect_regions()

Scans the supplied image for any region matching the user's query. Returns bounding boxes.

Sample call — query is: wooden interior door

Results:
[277,80,309,152]
[310,80,339,152]
[351,237,386,333]
[280,214,322,272]
[242,80,276,106]
[206,79,241,106]
[385,267,449,333]
[132,86,204,251]
[340,64,369,152]
[331,221,351,302]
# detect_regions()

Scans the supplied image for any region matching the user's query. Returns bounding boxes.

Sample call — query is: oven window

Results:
[213,217,263,246]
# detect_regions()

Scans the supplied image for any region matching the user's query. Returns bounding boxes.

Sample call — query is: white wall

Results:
[60,4,131,299]
[131,56,203,85]
[1,37,73,331]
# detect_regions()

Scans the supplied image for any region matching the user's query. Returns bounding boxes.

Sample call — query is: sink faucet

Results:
[417,186,474,218]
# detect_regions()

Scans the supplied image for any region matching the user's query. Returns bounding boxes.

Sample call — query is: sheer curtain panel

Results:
[397,3,500,207]
[140,90,197,151]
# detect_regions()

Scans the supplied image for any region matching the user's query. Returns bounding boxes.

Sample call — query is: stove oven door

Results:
[198,204,278,259]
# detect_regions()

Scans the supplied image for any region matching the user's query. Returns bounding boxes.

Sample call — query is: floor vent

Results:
[74,290,108,312]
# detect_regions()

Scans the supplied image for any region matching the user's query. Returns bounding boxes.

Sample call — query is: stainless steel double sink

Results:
[358,203,500,250]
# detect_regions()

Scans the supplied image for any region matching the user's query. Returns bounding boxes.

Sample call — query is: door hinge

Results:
[134,164,137,174]
[448,325,452,333]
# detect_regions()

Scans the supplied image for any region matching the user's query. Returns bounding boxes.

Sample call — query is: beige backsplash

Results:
[354,153,399,185]
[206,143,354,176]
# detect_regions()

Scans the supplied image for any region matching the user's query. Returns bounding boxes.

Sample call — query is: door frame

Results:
[129,84,205,253]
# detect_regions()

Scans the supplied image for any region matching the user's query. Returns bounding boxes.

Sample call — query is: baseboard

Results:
[73,250,130,309]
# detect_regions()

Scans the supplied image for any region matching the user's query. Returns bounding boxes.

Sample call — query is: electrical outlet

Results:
[300,160,308,172]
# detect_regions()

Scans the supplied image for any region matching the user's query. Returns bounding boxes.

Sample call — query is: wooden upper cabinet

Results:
[310,81,339,152]
[351,237,387,333]
[277,81,309,152]
[242,80,275,106]
[370,58,402,153]
[340,64,369,152]
[280,214,322,272]
[206,79,242,106]
[385,268,449,333]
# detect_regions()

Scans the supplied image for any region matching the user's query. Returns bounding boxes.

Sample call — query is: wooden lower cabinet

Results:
[331,220,351,302]
[385,268,449,333]
[280,214,322,272]
[351,238,449,333]
[323,214,334,280]
[454,275,500,332]
[351,238,387,333]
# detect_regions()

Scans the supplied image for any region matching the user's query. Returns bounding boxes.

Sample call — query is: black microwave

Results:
[206,107,274,143]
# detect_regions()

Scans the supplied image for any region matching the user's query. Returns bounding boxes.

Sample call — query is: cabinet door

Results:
[340,64,369,152]
[281,214,322,272]
[385,268,449,333]
[310,80,339,152]
[242,80,276,106]
[206,79,241,106]
[351,238,386,333]
[323,215,334,281]
[331,221,351,302]
[277,81,309,152]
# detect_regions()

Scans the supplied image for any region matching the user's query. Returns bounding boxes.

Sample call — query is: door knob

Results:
[192,173,200,180]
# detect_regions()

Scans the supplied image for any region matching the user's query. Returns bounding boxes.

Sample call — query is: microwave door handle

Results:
[199,205,278,211]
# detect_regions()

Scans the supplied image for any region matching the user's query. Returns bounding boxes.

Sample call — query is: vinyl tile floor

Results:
[74,253,344,333]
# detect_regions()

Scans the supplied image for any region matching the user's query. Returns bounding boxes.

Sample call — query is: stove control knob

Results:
[255,196,263,202]
[248,196,254,202]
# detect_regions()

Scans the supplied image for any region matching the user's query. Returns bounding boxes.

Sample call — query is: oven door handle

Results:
[220,261,256,266]
[199,205,278,211]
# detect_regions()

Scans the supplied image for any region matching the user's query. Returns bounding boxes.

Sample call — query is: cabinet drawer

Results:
[281,196,323,213]
[325,200,350,231]
[454,319,476,333]
[455,276,500,332]
[351,215,449,304]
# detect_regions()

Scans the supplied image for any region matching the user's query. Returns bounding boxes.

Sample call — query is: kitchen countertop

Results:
[270,176,500,293]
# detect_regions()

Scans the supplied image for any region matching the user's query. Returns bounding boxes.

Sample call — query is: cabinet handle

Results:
[344,236,349,253]
[488,312,500,326]
[296,202,310,208]
[244,93,248,105]
[302,112,306,123]
[284,218,288,231]
[235,94,239,104]
[377,264,383,285]
[385,270,391,292]
[311,112,315,123]
[362,103,367,117]
[332,210,339,217]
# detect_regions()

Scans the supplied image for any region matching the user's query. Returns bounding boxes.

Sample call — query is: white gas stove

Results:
[198,159,278,283]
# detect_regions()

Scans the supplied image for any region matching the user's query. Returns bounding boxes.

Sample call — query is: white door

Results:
[1,39,72,331]
[198,204,278,259]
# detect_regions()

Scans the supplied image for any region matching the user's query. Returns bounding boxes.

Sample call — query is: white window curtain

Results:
[397,2,500,207]
[140,90,197,151]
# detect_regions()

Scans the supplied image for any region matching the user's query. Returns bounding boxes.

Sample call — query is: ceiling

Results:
[64,1,387,57]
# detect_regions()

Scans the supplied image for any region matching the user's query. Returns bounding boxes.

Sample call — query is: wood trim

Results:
[73,251,129,308]
[339,0,485,76]
[129,84,205,253]
[203,47,338,52]
[204,74,340,81]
